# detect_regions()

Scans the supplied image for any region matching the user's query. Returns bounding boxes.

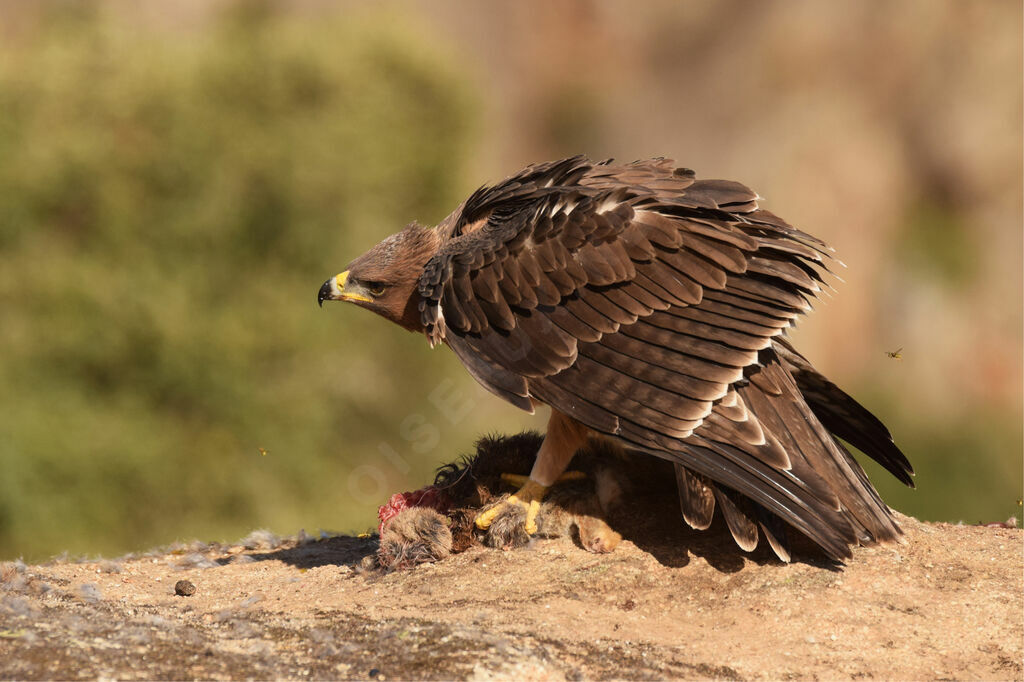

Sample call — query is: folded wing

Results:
[418,156,911,560]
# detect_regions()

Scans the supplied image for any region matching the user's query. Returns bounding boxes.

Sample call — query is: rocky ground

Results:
[0,512,1020,680]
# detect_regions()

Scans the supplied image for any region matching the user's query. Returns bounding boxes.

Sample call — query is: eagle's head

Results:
[319,222,440,332]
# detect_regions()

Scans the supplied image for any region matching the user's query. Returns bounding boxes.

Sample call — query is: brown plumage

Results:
[320,156,914,562]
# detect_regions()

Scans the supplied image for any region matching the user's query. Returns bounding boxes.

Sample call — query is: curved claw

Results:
[475,478,548,534]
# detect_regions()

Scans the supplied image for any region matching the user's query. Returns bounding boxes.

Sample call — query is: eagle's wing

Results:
[775,336,915,487]
[418,156,902,559]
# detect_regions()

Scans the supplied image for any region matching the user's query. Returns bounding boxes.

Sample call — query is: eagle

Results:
[318,156,913,561]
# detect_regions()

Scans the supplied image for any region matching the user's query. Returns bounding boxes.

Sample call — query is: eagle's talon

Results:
[475,478,548,535]
[478,496,530,549]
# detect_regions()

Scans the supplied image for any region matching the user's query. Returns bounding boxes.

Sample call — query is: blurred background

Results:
[0,0,1020,561]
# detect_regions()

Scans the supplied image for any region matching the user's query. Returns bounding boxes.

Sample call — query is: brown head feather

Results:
[343,222,441,332]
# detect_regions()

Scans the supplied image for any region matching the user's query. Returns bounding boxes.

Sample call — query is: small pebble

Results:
[174,580,196,597]
[78,583,102,603]
[240,593,264,608]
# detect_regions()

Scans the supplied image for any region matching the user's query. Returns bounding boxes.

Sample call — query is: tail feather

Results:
[675,464,715,530]
[666,340,908,561]
[775,337,914,487]
[713,485,759,552]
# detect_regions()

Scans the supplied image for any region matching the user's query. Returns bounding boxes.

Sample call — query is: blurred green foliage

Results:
[850,393,1022,527]
[898,199,978,287]
[0,3,487,560]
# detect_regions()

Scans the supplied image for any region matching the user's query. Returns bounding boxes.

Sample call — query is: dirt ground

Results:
[0,511,1020,681]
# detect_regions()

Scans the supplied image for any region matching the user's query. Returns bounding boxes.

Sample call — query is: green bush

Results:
[0,3,491,560]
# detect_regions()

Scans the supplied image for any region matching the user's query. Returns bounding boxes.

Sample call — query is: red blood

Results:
[377,486,452,534]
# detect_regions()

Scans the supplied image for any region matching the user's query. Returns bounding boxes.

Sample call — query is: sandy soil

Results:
[0,512,1020,681]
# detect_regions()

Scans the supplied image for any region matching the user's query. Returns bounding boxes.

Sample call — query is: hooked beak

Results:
[318,270,373,307]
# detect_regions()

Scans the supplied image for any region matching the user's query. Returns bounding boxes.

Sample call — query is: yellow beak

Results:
[318,270,372,307]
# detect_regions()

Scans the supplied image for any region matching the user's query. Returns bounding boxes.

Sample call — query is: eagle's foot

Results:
[474,471,590,551]
[479,496,532,549]
[475,471,621,553]
[474,472,588,535]
[475,478,547,535]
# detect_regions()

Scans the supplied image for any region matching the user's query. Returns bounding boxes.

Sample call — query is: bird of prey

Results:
[319,156,913,561]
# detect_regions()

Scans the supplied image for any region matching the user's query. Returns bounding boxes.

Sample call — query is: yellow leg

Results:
[474,409,591,536]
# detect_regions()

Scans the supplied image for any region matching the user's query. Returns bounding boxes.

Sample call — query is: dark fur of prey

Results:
[373,432,624,570]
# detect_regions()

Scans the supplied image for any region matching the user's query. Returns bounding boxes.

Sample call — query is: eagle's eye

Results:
[365,281,387,297]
